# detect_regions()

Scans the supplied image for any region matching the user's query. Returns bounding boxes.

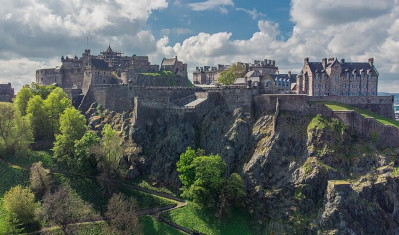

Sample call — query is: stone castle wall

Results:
[308,95,394,119]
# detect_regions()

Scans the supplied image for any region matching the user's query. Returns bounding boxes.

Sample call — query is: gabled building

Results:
[161,56,188,77]
[297,57,378,96]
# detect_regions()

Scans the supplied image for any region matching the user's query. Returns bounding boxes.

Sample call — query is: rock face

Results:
[87,102,399,234]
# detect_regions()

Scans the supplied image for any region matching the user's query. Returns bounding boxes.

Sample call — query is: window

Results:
[322,73,325,80]
[368,74,371,81]
[335,75,339,82]
[346,73,349,80]
[361,73,364,80]
[315,74,319,80]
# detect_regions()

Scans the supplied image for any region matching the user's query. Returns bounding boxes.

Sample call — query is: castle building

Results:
[0,83,14,102]
[161,56,188,77]
[192,64,228,84]
[193,59,278,85]
[297,57,378,96]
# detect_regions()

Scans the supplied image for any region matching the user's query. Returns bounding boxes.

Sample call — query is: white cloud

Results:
[189,0,234,12]
[235,7,266,20]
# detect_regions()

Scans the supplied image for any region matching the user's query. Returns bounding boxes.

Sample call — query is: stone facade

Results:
[193,59,278,85]
[297,57,378,97]
[0,83,14,102]
[161,57,188,77]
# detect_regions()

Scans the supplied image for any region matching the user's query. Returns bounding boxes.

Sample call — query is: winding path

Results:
[0,158,204,235]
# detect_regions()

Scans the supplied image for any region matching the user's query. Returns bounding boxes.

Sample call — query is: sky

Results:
[0,0,399,92]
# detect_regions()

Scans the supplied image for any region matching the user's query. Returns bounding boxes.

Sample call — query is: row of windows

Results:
[315,74,373,81]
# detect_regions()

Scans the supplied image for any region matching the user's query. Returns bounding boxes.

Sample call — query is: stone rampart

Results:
[308,96,394,119]
[79,84,131,113]
[253,94,309,117]
[128,74,191,87]
[331,110,399,147]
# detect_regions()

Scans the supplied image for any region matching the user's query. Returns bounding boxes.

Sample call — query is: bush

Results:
[30,161,52,197]
[3,185,38,227]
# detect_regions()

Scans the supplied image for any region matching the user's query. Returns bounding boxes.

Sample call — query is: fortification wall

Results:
[253,94,309,117]
[128,86,201,103]
[204,87,253,115]
[79,84,130,113]
[127,74,191,87]
[308,96,394,119]
[333,110,399,147]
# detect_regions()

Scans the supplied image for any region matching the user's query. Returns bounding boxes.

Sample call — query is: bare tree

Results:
[30,161,52,197]
[106,193,142,235]
[38,185,97,235]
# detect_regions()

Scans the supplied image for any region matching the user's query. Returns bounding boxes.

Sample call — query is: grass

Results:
[3,151,53,169]
[42,221,109,235]
[121,188,175,209]
[141,215,186,235]
[130,175,178,196]
[321,101,399,128]
[141,70,176,77]
[0,159,30,234]
[162,202,254,235]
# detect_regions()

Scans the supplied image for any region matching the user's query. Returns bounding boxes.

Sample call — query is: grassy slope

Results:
[320,101,399,128]
[0,151,175,234]
[141,216,186,235]
[163,202,254,235]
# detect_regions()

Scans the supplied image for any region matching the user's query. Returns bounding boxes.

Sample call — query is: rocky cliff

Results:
[85,102,399,234]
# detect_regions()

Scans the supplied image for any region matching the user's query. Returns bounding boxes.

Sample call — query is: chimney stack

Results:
[272,60,275,66]
[368,58,374,66]
[304,57,309,64]
[288,71,292,78]
[322,58,327,68]
[341,58,345,63]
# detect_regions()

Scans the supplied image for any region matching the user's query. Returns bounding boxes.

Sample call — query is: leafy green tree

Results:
[229,63,246,78]
[30,161,52,197]
[106,193,142,235]
[44,87,72,136]
[181,154,226,207]
[0,102,33,156]
[30,83,56,99]
[26,95,52,140]
[14,86,34,116]
[74,131,100,174]
[216,173,246,219]
[176,147,197,186]
[38,185,97,235]
[217,70,236,85]
[3,185,38,228]
[53,107,87,167]
[95,124,123,195]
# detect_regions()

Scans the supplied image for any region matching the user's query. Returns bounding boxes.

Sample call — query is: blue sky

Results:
[148,0,292,44]
[0,0,398,92]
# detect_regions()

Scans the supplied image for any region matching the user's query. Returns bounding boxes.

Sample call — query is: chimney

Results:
[288,71,292,78]
[368,58,374,66]
[328,57,334,62]
[341,58,345,63]
[272,60,275,66]
[322,58,327,68]
[304,57,309,64]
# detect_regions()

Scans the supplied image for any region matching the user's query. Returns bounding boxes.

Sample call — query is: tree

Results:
[216,173,246,219]
[181,154,227,207]
[74,131,100,174]
[44,87,72,136]
[0,102,33,156]
[14,86,34,116]
[217,63,246,85]
[30,161,52,197]
[176,147,197,186]
[30,83,56,99]
[38,185,97,235]
[95,124,123,195]
[217,70,236,85]
[53,107,87,167]
[3,185,38,227]
[106,193,142,235]
[26,95,52,140]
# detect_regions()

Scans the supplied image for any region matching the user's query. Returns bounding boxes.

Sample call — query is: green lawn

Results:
[3,150,53,168]
[129,175,178,197]
[141,71,175,77]
[121,188,175,209]
[141,215,186,235]
[0,160,30,234]
[320,102,399,129]
[162,202,254,235]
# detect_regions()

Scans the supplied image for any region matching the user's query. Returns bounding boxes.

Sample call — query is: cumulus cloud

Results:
[235,7,266,20]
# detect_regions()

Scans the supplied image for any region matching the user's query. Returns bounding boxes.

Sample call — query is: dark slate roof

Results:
[91,58,111,70]
[307,62,325,73]
[162,58,177,66]
[270,74,297,83]
[307,60,377,75]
